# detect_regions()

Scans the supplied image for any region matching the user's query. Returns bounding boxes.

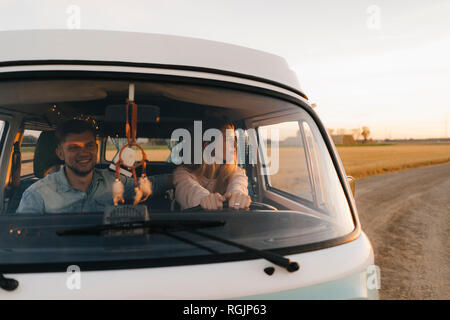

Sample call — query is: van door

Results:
[0,113,24,213]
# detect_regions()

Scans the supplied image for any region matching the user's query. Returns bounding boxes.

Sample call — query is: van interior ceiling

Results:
[0,80,297,137]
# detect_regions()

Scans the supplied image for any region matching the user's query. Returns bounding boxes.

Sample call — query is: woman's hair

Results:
[184,117,239,194]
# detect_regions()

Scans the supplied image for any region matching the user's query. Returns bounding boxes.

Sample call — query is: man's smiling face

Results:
[57,130,98,177]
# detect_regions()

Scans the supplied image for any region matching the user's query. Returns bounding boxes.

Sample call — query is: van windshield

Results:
[0,79,355,273]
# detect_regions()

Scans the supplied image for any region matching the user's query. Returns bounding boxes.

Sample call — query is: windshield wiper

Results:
[184,228,300,274]
[56,220,226,236]
[158,226,299,274]
[57,219,299,275]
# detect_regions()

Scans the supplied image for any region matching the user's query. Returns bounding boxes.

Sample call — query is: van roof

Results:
[0,30,305,98]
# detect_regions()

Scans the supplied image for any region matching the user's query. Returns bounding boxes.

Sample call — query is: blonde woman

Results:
[173,119,251,211]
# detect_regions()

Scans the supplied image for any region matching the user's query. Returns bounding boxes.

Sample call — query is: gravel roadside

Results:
[355,162,450,300]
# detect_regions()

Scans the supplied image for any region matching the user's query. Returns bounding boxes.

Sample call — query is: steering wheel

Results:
[182,200,277,212]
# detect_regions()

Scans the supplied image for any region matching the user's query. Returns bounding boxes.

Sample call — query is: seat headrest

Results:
[33,131,64,178]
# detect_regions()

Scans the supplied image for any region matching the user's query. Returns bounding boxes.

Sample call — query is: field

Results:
[262,142,450,201]
[336,142,450,179]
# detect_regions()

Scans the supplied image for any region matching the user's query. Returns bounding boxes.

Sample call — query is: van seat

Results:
[5,131,62,213]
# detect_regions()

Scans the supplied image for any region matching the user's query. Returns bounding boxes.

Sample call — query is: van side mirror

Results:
[347,176,355,197]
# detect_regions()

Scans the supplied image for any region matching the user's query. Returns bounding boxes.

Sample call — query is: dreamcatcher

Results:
[112,84,152,206]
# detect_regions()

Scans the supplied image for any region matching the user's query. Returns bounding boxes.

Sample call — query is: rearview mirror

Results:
[104,104,160,123]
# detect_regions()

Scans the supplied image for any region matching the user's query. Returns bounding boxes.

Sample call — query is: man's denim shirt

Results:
[16,168,170,214]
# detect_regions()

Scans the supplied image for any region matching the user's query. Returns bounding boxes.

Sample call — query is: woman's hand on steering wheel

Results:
[224,192,251,210]
[199,192,251,211]
[200,193,226,211]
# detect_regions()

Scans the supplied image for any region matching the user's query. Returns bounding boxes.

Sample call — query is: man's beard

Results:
[66,162,95,177]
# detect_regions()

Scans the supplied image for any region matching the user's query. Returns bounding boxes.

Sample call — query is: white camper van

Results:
[0,30,378,299]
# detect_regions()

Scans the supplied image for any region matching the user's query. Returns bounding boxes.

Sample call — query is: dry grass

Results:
[263,143,450,193]
[336,142,450,179]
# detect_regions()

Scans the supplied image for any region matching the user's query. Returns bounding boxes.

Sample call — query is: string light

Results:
[49,104,99,131]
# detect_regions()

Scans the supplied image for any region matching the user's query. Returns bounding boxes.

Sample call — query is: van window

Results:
[258,121,314,203]
[257,112,354,232]
[21,129,41,178]
[301,120,351,219]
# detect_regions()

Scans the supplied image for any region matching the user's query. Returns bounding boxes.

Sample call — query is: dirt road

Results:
[355,162,450,300]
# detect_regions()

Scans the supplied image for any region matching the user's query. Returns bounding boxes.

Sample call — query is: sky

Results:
[1,0,449,139]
